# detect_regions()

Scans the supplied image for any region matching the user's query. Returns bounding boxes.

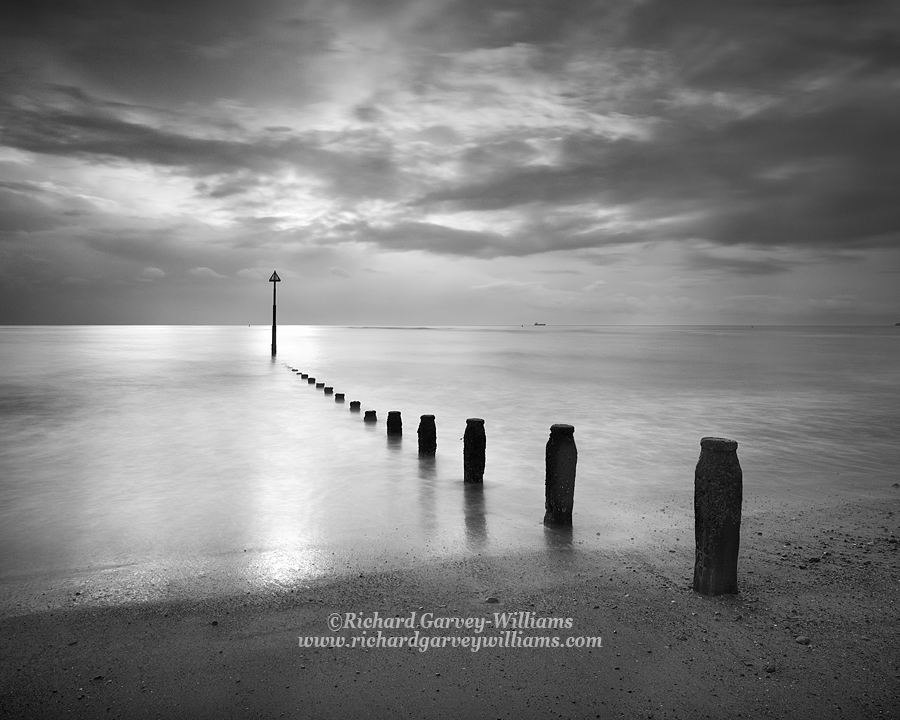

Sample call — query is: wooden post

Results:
[418,415,437,456]
[693,437,742,596]
[387,411,402,436]
[543,424,577,526]
[463,418,486,483]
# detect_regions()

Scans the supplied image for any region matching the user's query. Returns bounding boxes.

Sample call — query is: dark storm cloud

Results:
[0,181,67,233]
[1,0,898,303]
[685,250,797,276]
[412,86,900,253]
[345,221,504,257]
[1,0,335,106]
[624,0,900,88]
[0,86,403,202]
[395,0,900,256]
[348,212,647,258]
[0,178,103,234]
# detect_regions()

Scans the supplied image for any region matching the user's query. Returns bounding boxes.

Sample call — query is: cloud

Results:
[472,279,542,292]
[139,266,165,281]
[237,267,275,281]
[4,1,898,265]
[189,266,227,279]
[1,0,898,323]
[348,220,505,258]
[722,293,898,320]
[533,269,583,275]
[236,267,301,281]
[684,250,797,276]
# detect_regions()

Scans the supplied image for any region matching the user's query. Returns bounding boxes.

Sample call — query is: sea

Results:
[1,325,898,611]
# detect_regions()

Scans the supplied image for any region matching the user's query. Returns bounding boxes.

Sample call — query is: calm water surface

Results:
[1,325,897,606]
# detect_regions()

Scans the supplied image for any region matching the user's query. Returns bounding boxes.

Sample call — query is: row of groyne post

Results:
[282,363,742,597]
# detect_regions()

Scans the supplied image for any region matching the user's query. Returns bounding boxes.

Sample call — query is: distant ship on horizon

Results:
[534,322,546,326]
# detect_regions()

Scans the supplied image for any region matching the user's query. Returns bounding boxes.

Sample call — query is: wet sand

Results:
[1,490,898,719]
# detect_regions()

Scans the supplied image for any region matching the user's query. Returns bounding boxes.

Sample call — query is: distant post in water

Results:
[693,437,742,596]
[268,271,281,356]
[387,411,402,436]
[418,415,437,456]
[463,418,486,483]
[543,424,577,526]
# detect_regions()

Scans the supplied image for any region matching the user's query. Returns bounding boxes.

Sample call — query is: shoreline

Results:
[1,491,898,718]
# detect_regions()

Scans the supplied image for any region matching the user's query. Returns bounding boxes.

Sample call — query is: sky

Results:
[1,0,899,325]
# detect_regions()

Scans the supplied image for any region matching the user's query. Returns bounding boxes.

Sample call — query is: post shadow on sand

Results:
[463,482,488,549]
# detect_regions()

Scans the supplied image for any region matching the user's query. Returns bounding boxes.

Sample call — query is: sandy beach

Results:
[1,488,897,719]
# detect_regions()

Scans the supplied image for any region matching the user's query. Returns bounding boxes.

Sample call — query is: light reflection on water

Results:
[1,325,898,606]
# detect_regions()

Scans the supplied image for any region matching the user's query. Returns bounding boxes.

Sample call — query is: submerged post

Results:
[268,271,281,356]
[693,437,742,596]
[418,415,437,456]
[463,418,486,483]
[543,424,577,526]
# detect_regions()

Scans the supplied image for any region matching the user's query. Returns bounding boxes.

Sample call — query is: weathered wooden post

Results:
[463,418,486,483]
[335,393,345,402]
[387,411,402,436]
[693,437,742,596]
[418,415,437,456]
[543,424,577,526]
[350,401,361,412]
[364,410,377,423]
